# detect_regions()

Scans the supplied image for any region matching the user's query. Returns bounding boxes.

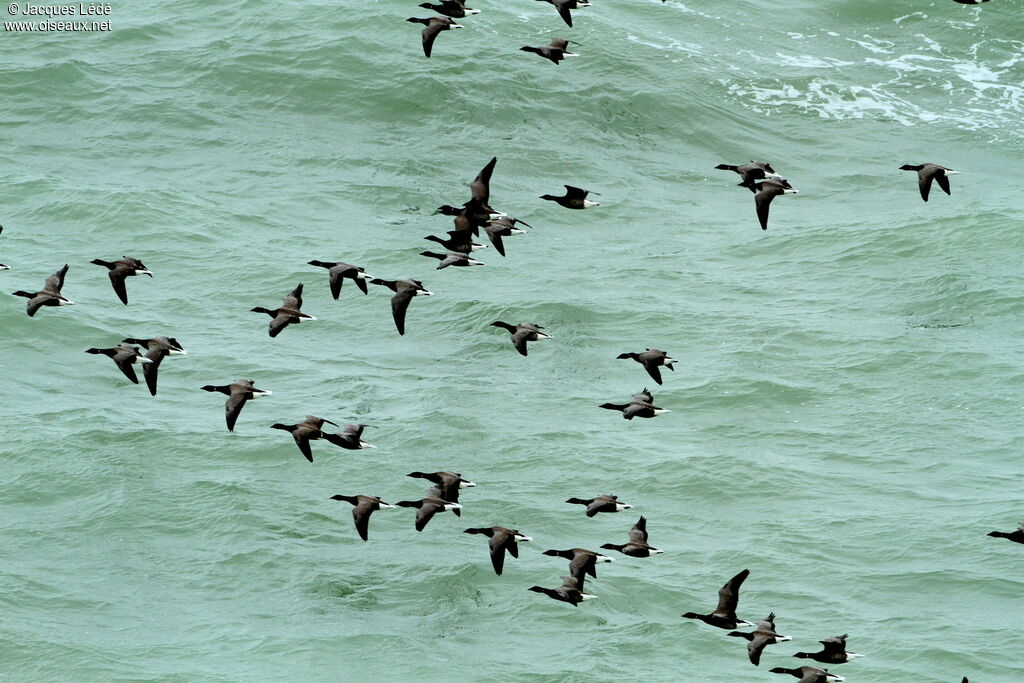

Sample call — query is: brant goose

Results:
[419,250,485,269]
[769,667,844,682]
[565,494,633,517]
[528,575,595,606]
[464,527,532,575]
[483,218,529,256]
[900,163,960,202]
[418,0,479,17]
[535,0,591,28]
[251,284,316,338]
[541,548,613,590]
[794,634,863,664]
[423,231,487,254]
[616,349,678,385]
[201,379,271,431]
[599,388,670,419]
[406,16,463,58]
[85,344,152,384]
[490,321,551,356]
[324,424,376,450]
[754,178,798,231]
[520,38,581,64]
[395,496,462,531]
[729,612,792,666]
[12,264,73,316]
[270,415,338,462]
[330,495,394,541]
[122,336,187,396]
[370,278,432,335]
[307,261,374,298]
[988,522,1024,544]
[715,161,782,192]
[600,516,663,557]
[407,471,475,517]
[681,569,754,630]
[90,257,152,305]
[540,185,599,209]
[436,202,499,235]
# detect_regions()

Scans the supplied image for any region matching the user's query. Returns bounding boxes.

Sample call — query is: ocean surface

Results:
[1,0,1023,680]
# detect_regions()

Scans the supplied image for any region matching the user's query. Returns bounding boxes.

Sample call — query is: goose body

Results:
[330,494,394,541]
[270,415,338,462]
[617,349,678,385]
[900,163,959,202]
[565,494,633,517]
[794,634,863,664]
[307,261,374,299]
[988,522,1024,544]
[418,0,479,17]
[420,250,485,269]
[491,321,551,356]
[369,278,432,335]
[729,612,792,666]
[535,0,591,28]
[769,666,844,683]
[599,388,670,419]
[324,423,376,450]
[715,161,782,192]
[90,256,152,305]
[406,16,463,58]
[251,284,316,338]
[754,178,798,231]
[202,379,271,431]
[528,575,596,606]
[542,548,613,590]
[600,516,663,557]
[465,526,532,575]
[85,344,152,384]
[12,264,74,316]
[520,38,580,64]
[682,568,754,630]
[395,496,462,531]
[540,184,599,209]
[122,336,187,396]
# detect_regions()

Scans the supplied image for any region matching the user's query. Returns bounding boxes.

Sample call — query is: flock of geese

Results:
[4,146,1011,680]
[2,0,1013,681]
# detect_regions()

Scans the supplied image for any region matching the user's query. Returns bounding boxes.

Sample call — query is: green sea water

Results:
[1,0,1023,680]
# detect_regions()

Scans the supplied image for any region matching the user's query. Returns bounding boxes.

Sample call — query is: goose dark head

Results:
[539,194,557,201]
[900,164,923,171]
[251,306,275,315]
[11,290,34,298]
